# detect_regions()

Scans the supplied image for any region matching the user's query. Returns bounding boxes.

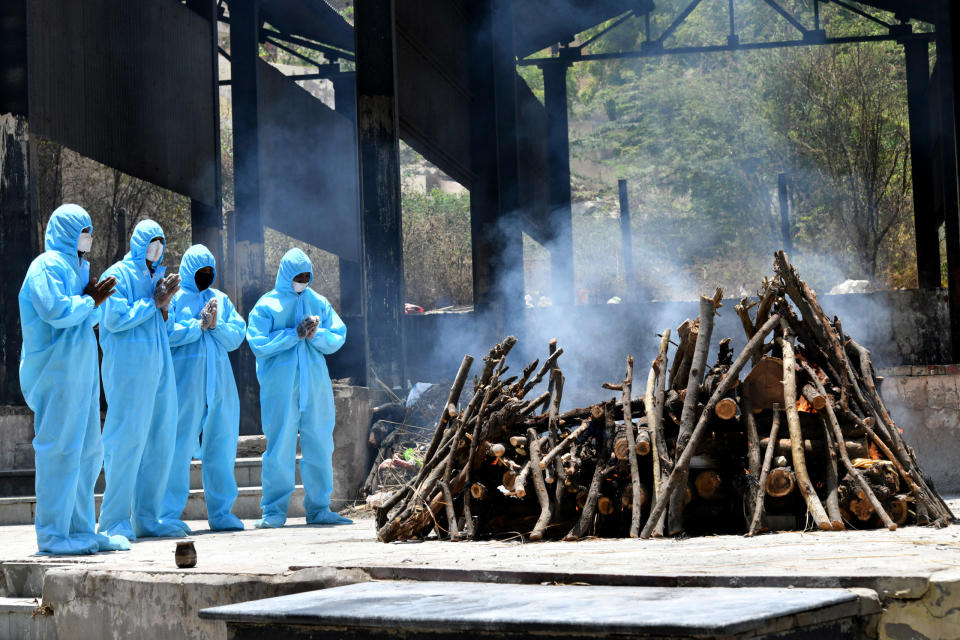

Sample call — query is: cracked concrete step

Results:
[0,485,305,526]
[190,456,301,492]
[0,455,301,497]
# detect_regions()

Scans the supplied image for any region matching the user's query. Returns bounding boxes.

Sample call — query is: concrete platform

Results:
[0,501,958,639]
[200,581,881,639]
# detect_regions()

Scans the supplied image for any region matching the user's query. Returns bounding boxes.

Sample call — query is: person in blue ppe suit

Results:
[18,204,131,555]
[247,248,351,528]
[97,220,186,540]
[161,244,246,532]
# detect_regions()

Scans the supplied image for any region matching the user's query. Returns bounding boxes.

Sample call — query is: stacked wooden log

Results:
[376,252,954,542]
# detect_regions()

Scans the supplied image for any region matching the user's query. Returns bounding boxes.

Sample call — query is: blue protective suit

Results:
[18,204,130,555]
[97,220,184,539]
[246,248,348,527]
[161,245,246,532]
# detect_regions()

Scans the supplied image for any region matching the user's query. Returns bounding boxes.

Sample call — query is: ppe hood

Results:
[275,248,313,294]
[126,219,166,267]
[45,204,92,257]
[179,244,217,294]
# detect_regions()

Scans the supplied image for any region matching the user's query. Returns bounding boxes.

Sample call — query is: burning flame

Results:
[868,442,882,460]
[797,396,815,414]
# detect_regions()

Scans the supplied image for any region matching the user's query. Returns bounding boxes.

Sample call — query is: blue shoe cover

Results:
[210,514,245,531]
[166,518,192,534]
[134,520,188,538]
[98,521,137,542]
[96,533,131,552]
[307,508,353,525]
[253,515,285,529]
[36,535,99,556]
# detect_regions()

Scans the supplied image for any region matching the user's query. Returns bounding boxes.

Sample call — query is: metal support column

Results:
[466,0,499,316]
[905,38,940,289]
[0,1,35,404]
[190,0,224,269]
[778,173,793,255]
[230,0,266,432]
[0,115,37,404]
[354,0,405,391]
[618,179,636,300]
[467,0,525,343]
[939,11,960,362]
[191,199,223,263]
[489,0,526,332]
[542,61,574,306]
[332,71,364,320]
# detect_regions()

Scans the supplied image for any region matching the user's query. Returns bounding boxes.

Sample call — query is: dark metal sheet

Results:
[27,0,218,204]
[261,0,354,52]
[856,0,942,24]
[257,60,361,261]
[512,0,644,58]
[395,1,474,187]
[516,76,551,243]
[0,0,28,116]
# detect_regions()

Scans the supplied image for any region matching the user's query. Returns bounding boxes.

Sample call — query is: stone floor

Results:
[2,502,960,639]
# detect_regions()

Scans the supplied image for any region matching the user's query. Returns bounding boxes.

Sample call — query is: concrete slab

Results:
[882,368,960,493]
[0,509,958,593]
[200,581,880,639]
[0,406,34,471]
[0,596,54,640]
[0,500,958,639]
[37,566,367,640]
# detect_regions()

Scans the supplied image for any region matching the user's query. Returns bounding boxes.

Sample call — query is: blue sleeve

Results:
[100,272,157,333]
[166,293,202,347]
[246,301,298,358]
[307,299,347,355]
[209,293,246,353]
[27,264,95,329]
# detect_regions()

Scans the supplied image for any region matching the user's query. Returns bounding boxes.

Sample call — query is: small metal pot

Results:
[175,540,197,568]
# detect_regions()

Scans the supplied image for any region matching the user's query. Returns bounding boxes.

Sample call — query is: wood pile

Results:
[376,252,954,542]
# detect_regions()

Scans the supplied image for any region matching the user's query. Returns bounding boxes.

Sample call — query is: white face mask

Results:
[292,281,308,293]
[145,240,163,262]
[77,232,93,253]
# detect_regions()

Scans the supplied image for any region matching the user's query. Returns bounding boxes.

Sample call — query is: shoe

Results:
[164,518,192,534]
[97,520,137,542]
[253,515,285,529]
[96,533,131,552]
[210,513,245,531]
[306,507,353,525]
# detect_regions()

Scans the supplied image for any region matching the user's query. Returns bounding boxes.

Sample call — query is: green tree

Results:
[763,42,914,283]
[402,188,472,308]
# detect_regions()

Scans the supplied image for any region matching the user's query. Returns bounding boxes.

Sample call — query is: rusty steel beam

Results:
[355,0,406,391]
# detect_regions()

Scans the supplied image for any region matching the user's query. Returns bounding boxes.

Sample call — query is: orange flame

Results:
[797,396,814,414]
[868,442,882,460]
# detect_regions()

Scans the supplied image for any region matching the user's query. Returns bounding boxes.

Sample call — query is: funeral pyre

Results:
[375,252,954,542]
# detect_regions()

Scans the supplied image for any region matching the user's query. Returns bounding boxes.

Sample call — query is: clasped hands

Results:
[297,315,320,340]
[199,298,218,330]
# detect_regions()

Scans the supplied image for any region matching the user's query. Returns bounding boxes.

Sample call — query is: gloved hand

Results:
[84,276,117,308]
[153,274,181,309]
[199,298,218,330]
[305,315,320,340]
[296,315,320,339]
